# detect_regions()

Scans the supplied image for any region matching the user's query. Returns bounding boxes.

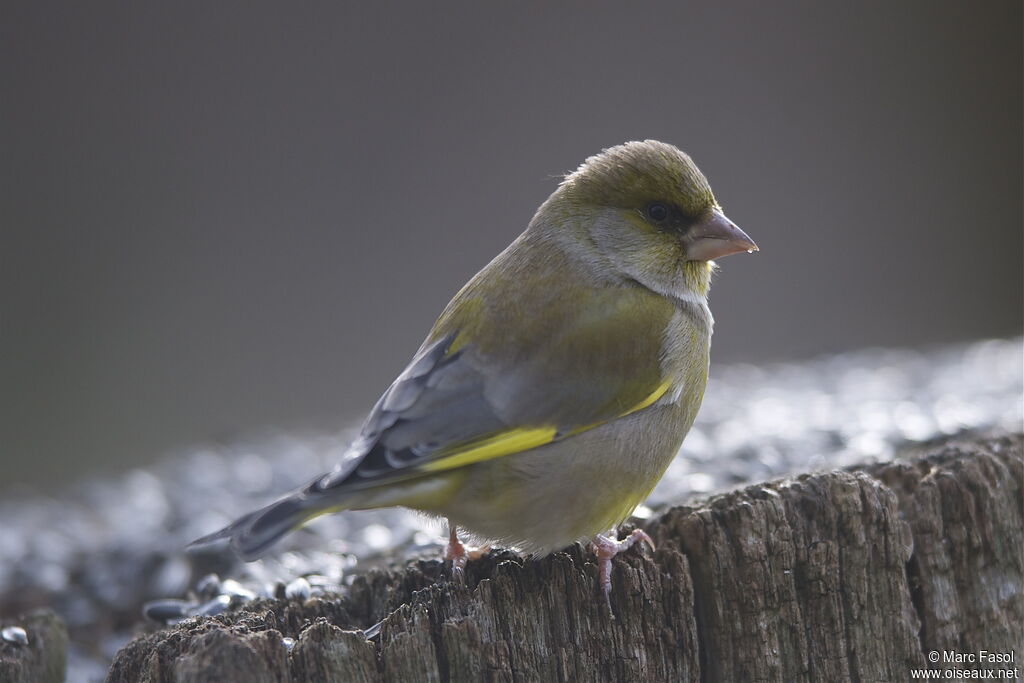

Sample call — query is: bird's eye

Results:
[645,202,669,222]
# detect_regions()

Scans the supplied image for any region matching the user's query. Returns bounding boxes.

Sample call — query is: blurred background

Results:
[2,1,1021,491]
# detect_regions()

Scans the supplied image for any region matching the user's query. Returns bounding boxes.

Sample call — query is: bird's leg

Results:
[443,520,468,581]
[442,521,490,584]
[589,528,655,606]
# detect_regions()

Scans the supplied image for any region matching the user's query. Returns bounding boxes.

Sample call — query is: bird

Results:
[190,140,757,603]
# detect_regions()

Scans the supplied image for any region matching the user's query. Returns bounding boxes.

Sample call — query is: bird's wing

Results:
[315,282,676,492]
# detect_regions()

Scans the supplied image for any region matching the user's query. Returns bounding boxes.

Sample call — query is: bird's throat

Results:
[682,260,714,299]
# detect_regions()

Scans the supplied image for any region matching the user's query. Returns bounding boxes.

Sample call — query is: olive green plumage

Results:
[192,140,757,560]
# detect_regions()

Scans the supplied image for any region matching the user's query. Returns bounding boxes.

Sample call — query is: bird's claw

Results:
[589,529,655,609]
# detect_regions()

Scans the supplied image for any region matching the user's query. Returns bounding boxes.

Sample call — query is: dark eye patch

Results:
[645,202,669,222]
[642,201,699,234]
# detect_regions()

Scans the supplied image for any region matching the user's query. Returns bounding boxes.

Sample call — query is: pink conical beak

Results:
[687,210,758,261]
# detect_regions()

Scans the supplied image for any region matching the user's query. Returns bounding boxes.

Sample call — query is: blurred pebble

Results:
[190,594,231,618]
[194,574,222,599]
[234,453,274,493]
[1,625,28,646]
[142,599,195,624]
[220,579,256,601]
[152,556,191,598]
[361,524,393,551]
[683,472,715,493]
[285,577,311,601]
[631,504,654,520]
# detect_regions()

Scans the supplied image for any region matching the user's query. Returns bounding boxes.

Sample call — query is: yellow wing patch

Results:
[419,427,558,472]
[622,379,672,416]
[418,379,672,473]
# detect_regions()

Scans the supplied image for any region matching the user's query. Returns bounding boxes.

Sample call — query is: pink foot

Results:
[443,521,489,583]
[443,523,468,581]
[589,529,655,606]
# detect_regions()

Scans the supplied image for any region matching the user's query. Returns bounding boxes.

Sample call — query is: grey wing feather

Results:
[316,334,508,490]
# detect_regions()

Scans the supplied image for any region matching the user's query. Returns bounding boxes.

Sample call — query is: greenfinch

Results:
[192,140,757,600]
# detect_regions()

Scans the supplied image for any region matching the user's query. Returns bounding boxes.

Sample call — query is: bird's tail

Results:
[188,477,352,561]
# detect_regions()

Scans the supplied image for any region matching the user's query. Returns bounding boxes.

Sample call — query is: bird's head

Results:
[541,140,757,298]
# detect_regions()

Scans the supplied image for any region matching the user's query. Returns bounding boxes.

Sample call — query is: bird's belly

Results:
[429,402,693,555]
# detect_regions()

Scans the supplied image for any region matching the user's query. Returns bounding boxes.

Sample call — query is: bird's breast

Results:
[658,304,712,410]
